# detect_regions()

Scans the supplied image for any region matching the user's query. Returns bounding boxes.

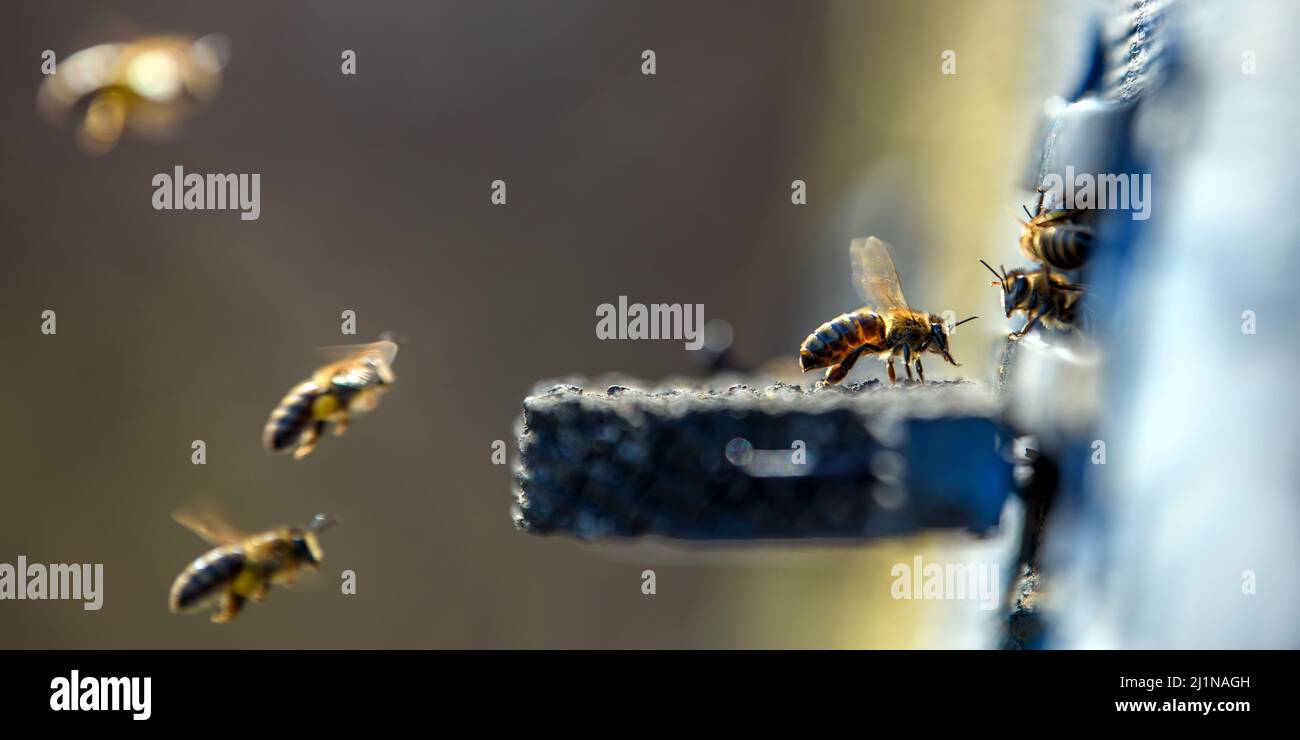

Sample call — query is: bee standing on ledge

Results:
[264,339,399,459]
[980,260,1085,338]
[169,511,336,623]
[1019,185,1093,272]
[799,237,977,385]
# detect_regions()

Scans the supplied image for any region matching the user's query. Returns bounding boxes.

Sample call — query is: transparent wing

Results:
[314,340,398,367]
[311,340,397,387]
[172,502,246,546]
[849,236,909,310]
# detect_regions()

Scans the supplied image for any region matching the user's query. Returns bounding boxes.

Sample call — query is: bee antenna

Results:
[1022,204,1035,220]
[308,513,338,533]
[979,259,1002,281]
[952,315,979,328]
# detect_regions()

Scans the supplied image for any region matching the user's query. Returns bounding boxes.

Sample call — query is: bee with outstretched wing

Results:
[263,338,399,459]
[800,237,976,385]
[169,506,336,623]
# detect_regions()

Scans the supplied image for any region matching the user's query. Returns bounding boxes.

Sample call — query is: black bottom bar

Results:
[2,649,1282,726]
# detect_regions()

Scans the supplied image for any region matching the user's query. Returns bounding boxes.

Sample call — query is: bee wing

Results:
[1036,217,1092,230]
[311,340,398,387]
[313,340,398,367]
[172,502,247,546]
[850,236,909,310]
[36,43,127,117]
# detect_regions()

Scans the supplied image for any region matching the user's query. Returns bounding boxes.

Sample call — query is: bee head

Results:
[291,532,324,566]
[980,259,1025,318]
[292,513,336,566]
[1006,274,1032,317]
[369,337,401,384]
[929,314,976,366]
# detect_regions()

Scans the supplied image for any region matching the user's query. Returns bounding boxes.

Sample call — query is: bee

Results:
[263,339,399,459]
[37,34,228,154]
[169,510,336,623]
[799,237,977,385]
[1019,186,1093,271]
[980,260,1085,338]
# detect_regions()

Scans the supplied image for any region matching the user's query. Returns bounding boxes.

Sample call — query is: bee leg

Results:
[886,359,897,384]
[333,413,351,437]
[1034,184,1048,215]
[211,592,245,623]
[902,345,913,382]
[824,345,868,385]
[915,357,925,384]
[824,363,848,385]
[352,390,381,412]
[1014,306,1044,338]
[293,420,327,460]
[251,582,270,603]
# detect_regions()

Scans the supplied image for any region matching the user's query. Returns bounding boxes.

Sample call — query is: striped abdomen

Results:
[1022,224,1091,270]
[263,381,321,453]
[799,310,885,370]
[169,547,246,612]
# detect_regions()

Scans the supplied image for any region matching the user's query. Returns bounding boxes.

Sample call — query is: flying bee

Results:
[980,260,1085,338]
[799,237,977,385]
[1019,185,1093,271]
[169,510,336,623]
[264,339,399,460]
[37,34,228,154]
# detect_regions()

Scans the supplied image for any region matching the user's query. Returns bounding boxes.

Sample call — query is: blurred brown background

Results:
[0,1,1079,647]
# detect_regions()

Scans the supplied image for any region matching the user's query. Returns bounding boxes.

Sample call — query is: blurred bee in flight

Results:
[37,34,228,154]
[980,260,1085,338]
[169,509,336,623]
[799,237,977,385]
[264,338,399,460]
